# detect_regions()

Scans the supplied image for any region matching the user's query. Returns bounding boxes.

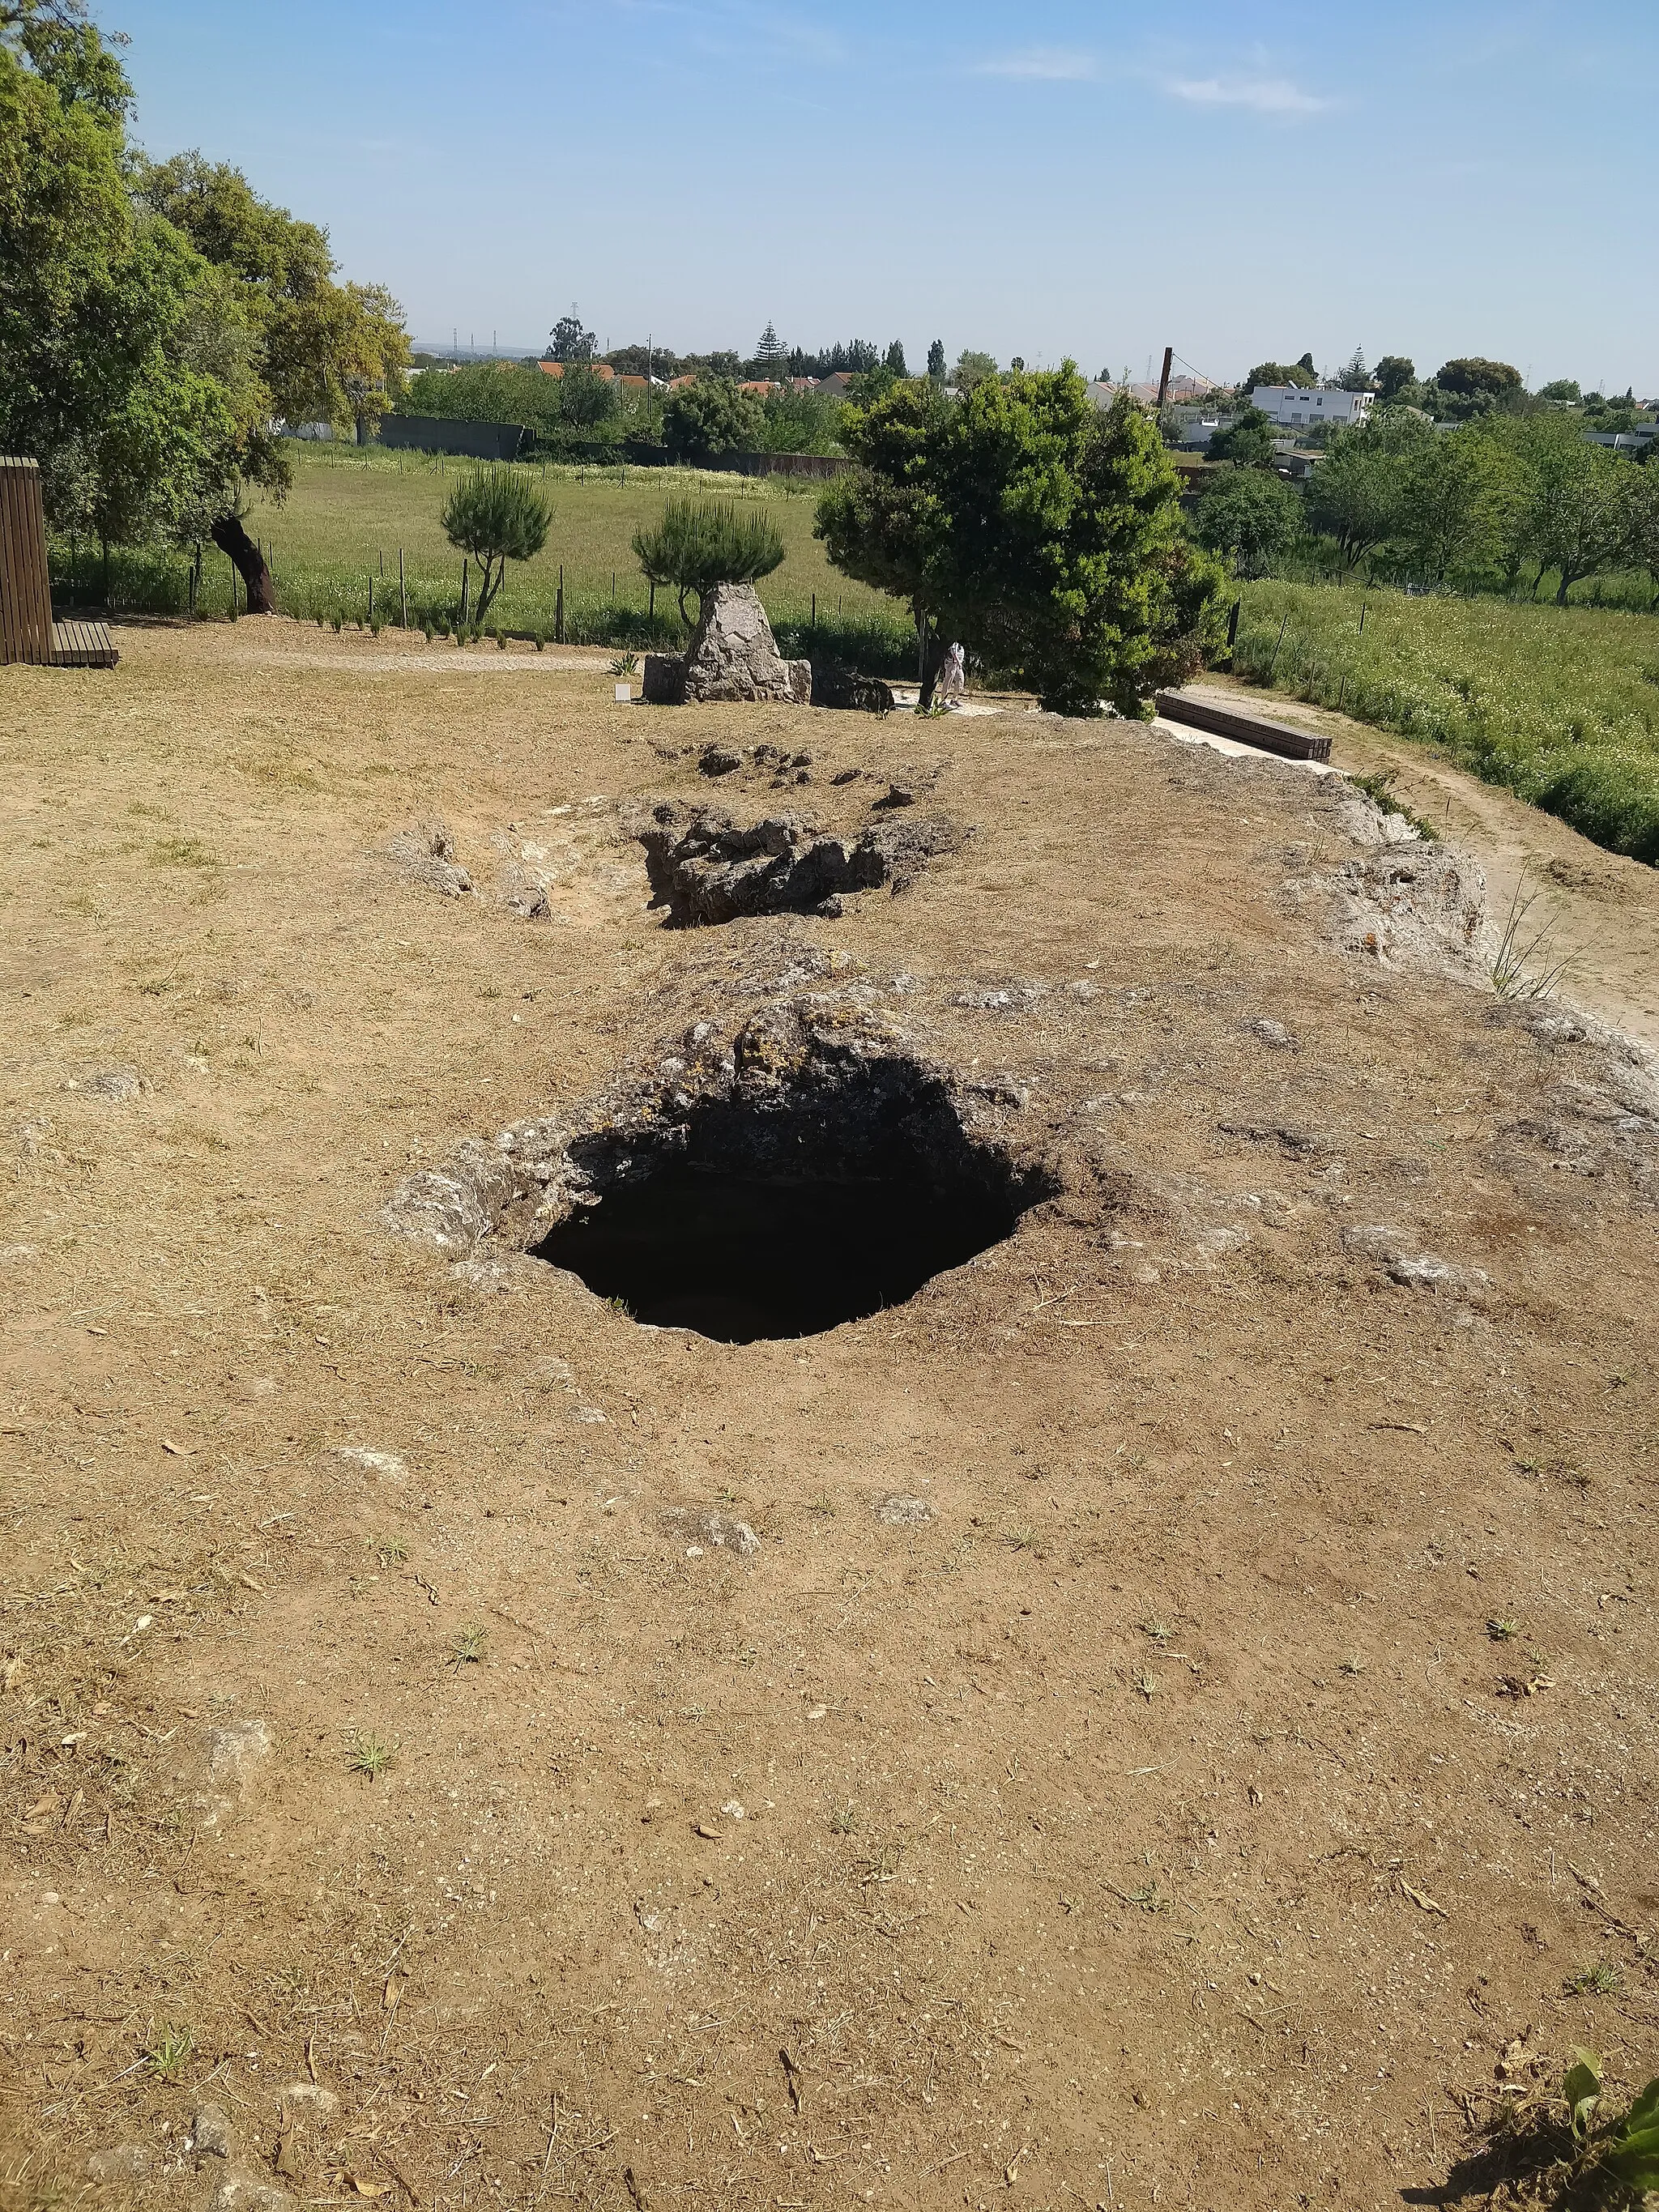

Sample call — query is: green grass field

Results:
[47,444,1659,864]
[237,445,914,666]
[1235,581,1659,863]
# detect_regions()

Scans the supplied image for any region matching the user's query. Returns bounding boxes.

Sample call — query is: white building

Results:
[1250,386,1375,430]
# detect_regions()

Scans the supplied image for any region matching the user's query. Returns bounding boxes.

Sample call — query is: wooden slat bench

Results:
[49,617,119,668]
[1154,688,1332,763]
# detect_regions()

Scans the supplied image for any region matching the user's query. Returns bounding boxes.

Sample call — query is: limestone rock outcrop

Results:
[642,584,810,706]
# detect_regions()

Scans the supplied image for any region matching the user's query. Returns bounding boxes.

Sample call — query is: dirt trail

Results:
[1,620,1654,2212]
[1188,676,1659,1049]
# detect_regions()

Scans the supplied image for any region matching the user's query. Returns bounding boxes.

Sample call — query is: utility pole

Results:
[1155,345,1174,416]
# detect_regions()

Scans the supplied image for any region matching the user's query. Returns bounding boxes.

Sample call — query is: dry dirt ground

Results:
[2,619,1656,2212]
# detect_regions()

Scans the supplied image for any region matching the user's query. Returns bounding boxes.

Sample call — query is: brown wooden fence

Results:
[0,455,55,664]
[0,456,117,667]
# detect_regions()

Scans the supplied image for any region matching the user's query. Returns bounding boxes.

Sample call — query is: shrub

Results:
[440,470,552,624]
[632,497,785,625]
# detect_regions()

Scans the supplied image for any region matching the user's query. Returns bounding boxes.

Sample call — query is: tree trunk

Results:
[210,513,276,614]
[1555,567,1578,607]
[916,619,947,709]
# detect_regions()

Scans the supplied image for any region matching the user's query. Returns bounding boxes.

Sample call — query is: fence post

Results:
[368,574,374,624]
[556,564,564,645]
[1226,599,1240,651]
[811,591,816,639]
[399,547,407,629]
[460,560,470,627]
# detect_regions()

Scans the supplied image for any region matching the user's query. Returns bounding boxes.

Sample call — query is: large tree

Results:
[817,366,1224,716]
[661,376,764,463]
[0,3,407,612]
[1303,406,1435,572]
[139,151,409,608]
[1192,468,1303,577]
[1206,405,1276,468]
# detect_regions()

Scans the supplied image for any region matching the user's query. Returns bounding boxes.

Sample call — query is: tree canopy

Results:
[661,377,764,464]
[0,3,407,608]
[817,366,1225,716]
[632,498,784,625]
[440,469,550,624]
[1206,407,1276,469]
[1192,469,1303,578]
[1243,360,1316,391]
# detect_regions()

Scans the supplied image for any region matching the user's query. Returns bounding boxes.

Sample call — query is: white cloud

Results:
[975,47,1098,82]
[1164,72,1328,114]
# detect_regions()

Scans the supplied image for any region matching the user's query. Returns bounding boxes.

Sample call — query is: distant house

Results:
[816,372,859,399]
[538,360,616,381]
[1250,386,1374,429]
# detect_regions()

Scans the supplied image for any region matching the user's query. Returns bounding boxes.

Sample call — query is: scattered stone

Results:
[573,1404,608,1424]
[875,1494,933,1527]
[501,866,551,919]
[630,800,966,926]
[207,1716,272,1785]
[385,820,473,898]
[644,585,811,705]
[663,1507,761,1558]
[192,2103,234,2160]
[830,766,863,785]
[642,652,688,705]
[86,2144,152,2181]
[382,1164,501,1251]
[871,782,914,809]
[338,1446,407,1478]
[446,1253,523,1292]
[211,2176,296,2212]
[0,1242,37,1267]
[528,1356,573,1388]
[279,2082,339,2118]
[1344,1222,1489,1295]
[67,1066,141,1101]
[950,983,1047,1012]
[698,744,744,776]
[812,663,895,714]
[1249,1017,1298,1050]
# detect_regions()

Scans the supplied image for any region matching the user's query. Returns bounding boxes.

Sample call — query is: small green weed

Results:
[144,2023,195,2081]
[450,1624,488,1670]
[149,834,219,869]
[345,1732,398,1780]
[1567,1961,1624,1997]
[1487,1617,1520,1640]
[1348,765,1442,842]
[829,1803,859,1835]
[375,1538,408,1568]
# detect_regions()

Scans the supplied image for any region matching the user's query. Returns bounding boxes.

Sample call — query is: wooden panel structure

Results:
[0,457,118,669]
[0,455,55,664]
[1154,688,1331,763]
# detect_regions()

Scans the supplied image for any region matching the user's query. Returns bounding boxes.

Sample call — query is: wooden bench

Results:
[49,617,119,668]
[1155,688,1331,763]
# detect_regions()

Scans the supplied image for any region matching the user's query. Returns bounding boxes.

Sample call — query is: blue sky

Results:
[118,0,1657,391]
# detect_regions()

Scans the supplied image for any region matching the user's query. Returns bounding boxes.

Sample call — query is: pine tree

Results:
[927,339,946,380]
